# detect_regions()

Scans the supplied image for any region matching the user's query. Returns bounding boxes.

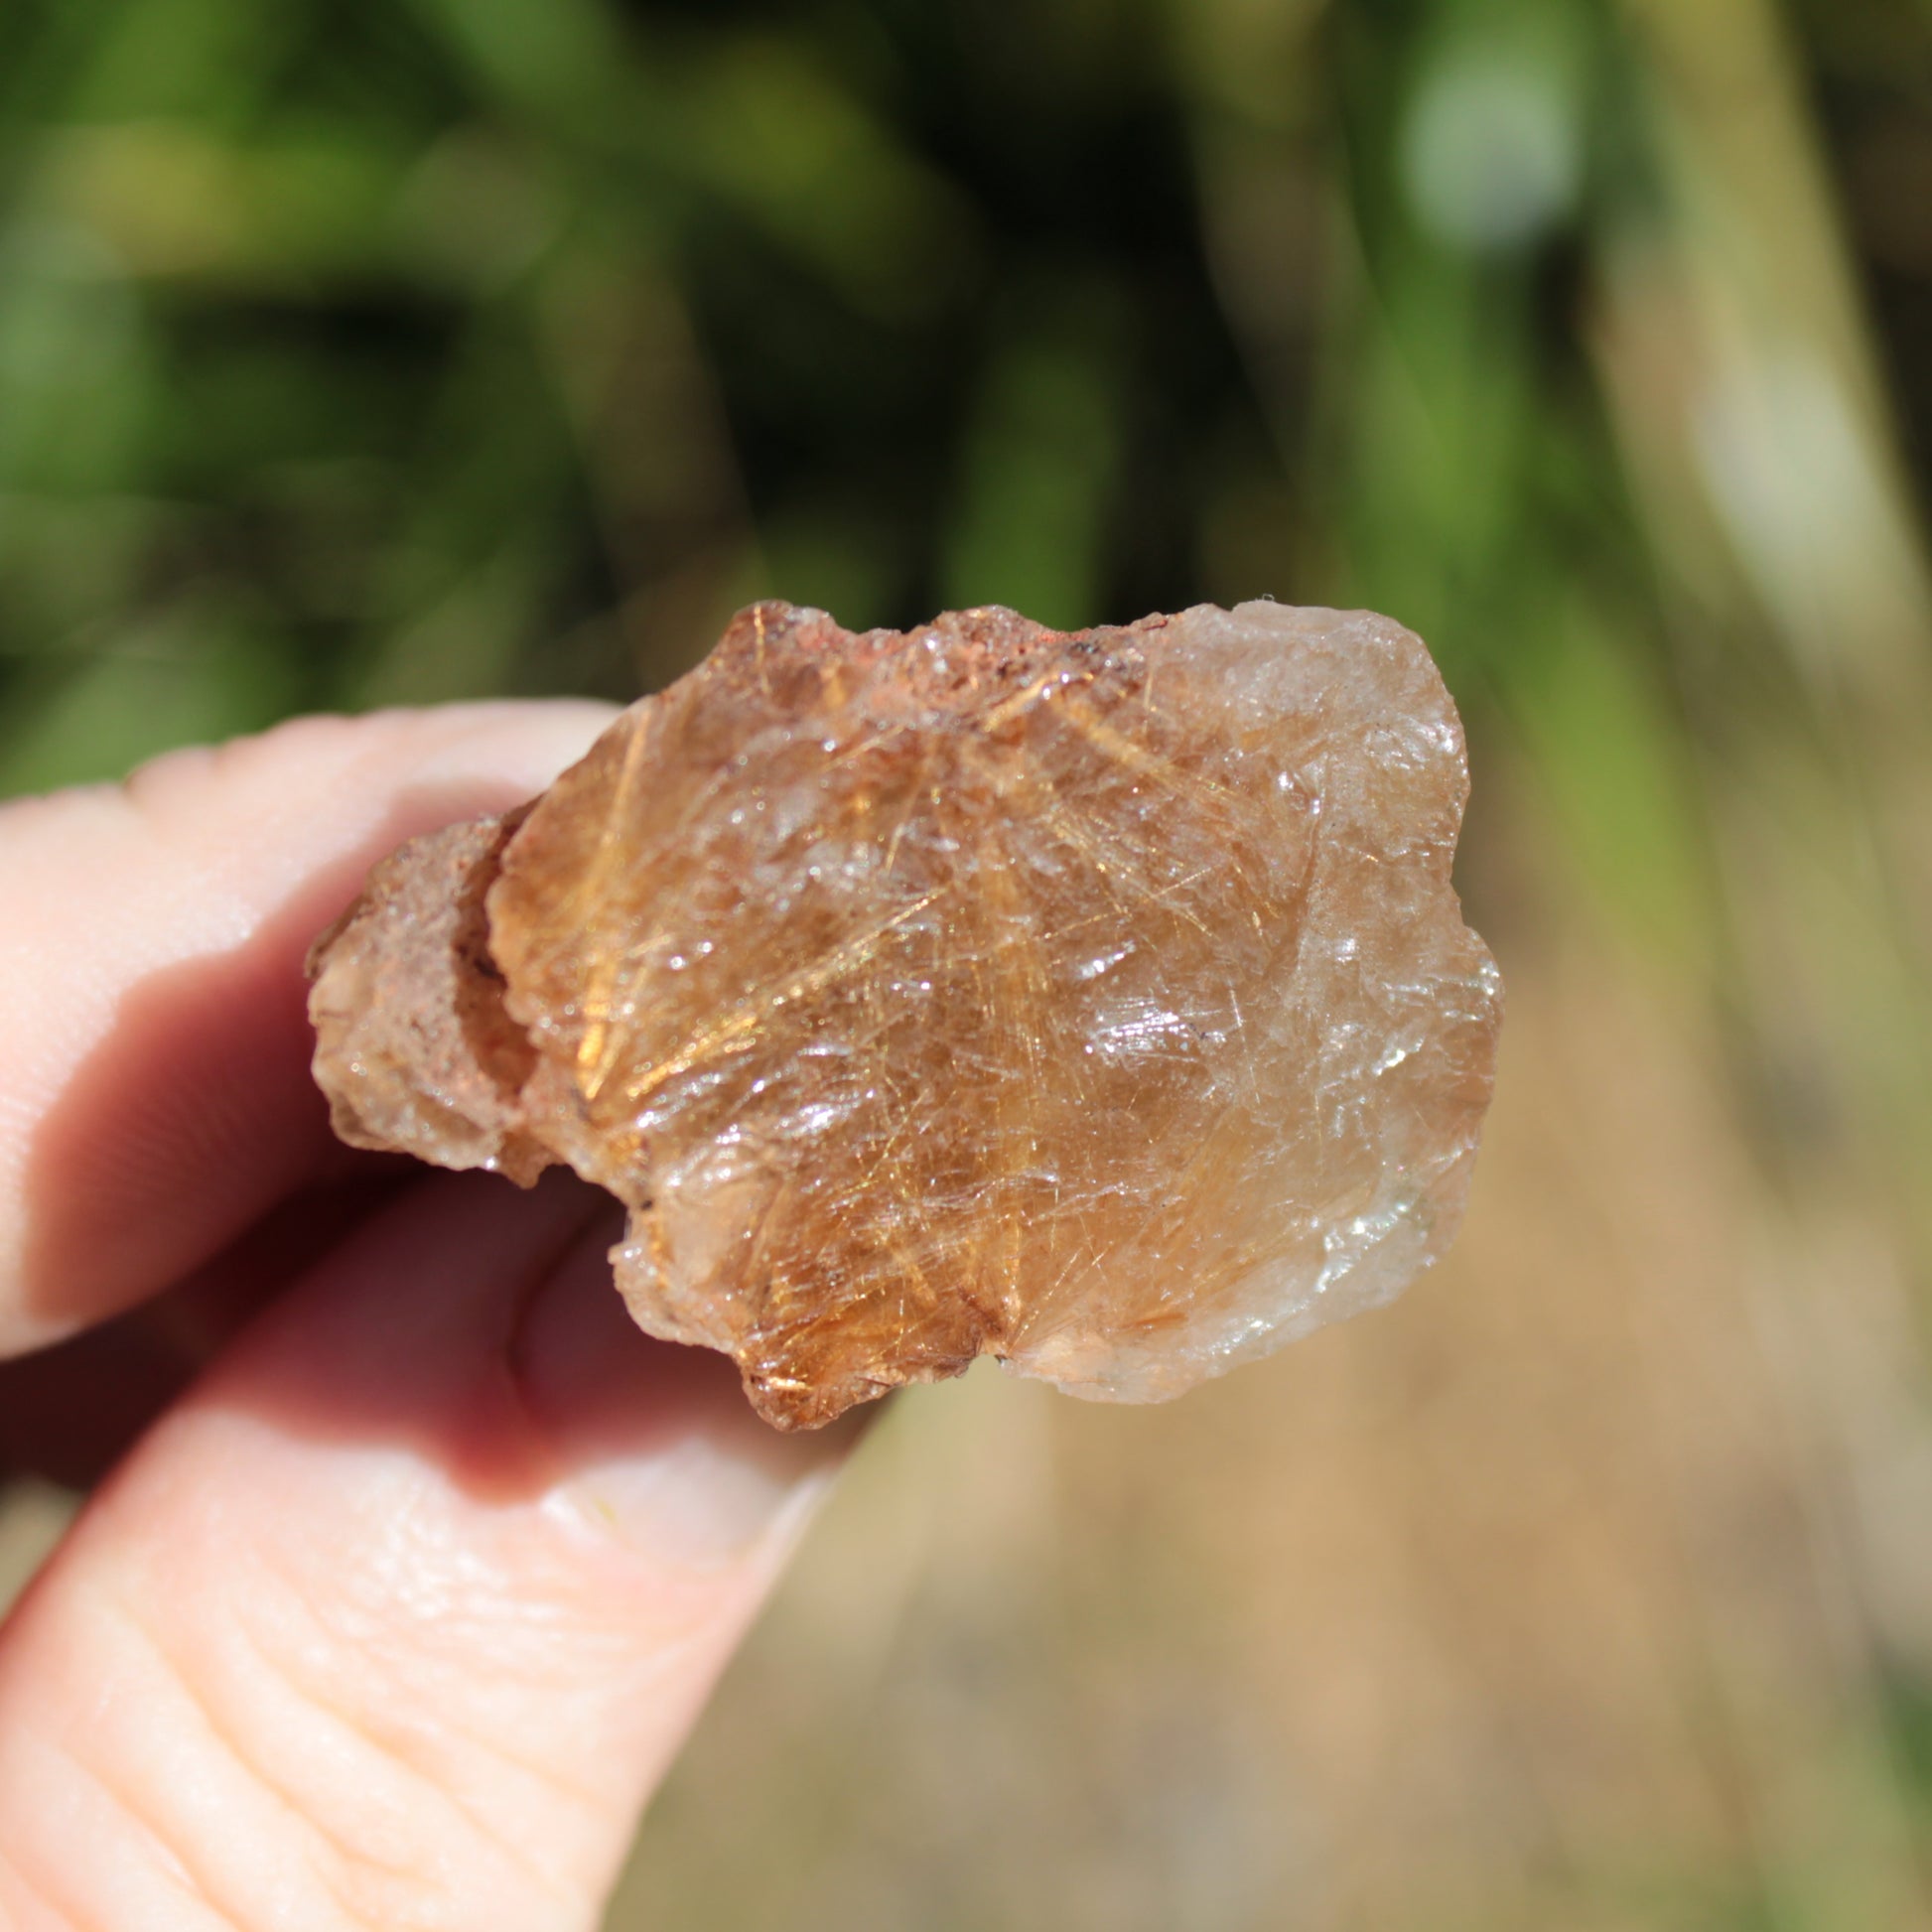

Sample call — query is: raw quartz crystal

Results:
[308,602,1502,1428]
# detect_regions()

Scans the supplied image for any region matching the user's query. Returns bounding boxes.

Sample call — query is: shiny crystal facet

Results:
[309,602,1502,1427]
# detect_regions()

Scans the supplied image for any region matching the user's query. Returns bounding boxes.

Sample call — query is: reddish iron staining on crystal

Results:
[309,602,1502,1429]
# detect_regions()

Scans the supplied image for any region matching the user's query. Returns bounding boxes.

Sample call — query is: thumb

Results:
[0,1173,852,1932]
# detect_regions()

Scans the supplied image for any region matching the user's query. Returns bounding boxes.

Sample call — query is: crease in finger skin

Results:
[0,1171,853,1932]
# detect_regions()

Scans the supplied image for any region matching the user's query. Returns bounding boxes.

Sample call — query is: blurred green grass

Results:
[9,0,1932,1925]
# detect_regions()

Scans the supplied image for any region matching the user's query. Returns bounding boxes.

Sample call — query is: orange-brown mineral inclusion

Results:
[309,602,1501,1428]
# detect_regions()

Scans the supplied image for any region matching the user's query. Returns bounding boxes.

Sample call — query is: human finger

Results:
[0,700,614,1358]
[0,1169,852,1930]
[0,1171,410,1487]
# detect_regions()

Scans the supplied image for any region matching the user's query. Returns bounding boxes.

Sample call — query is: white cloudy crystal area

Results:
[994,604,1501,1400]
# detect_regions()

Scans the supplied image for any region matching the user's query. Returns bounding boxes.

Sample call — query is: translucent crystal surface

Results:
[309,602,1502,1427]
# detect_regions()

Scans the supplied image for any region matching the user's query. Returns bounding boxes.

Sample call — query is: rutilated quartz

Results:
[309,602,1502,1428]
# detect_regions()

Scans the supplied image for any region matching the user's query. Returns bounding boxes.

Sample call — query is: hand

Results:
[0,705,855,1930]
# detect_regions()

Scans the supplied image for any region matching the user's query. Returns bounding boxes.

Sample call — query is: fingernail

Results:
[511,1213,857,1570]
[556,1431,841,1571]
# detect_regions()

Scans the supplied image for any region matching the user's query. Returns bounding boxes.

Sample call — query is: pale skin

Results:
[0,704,857,1930]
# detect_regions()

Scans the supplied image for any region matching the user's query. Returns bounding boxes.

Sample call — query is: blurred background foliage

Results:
[9,0,1932,1926]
